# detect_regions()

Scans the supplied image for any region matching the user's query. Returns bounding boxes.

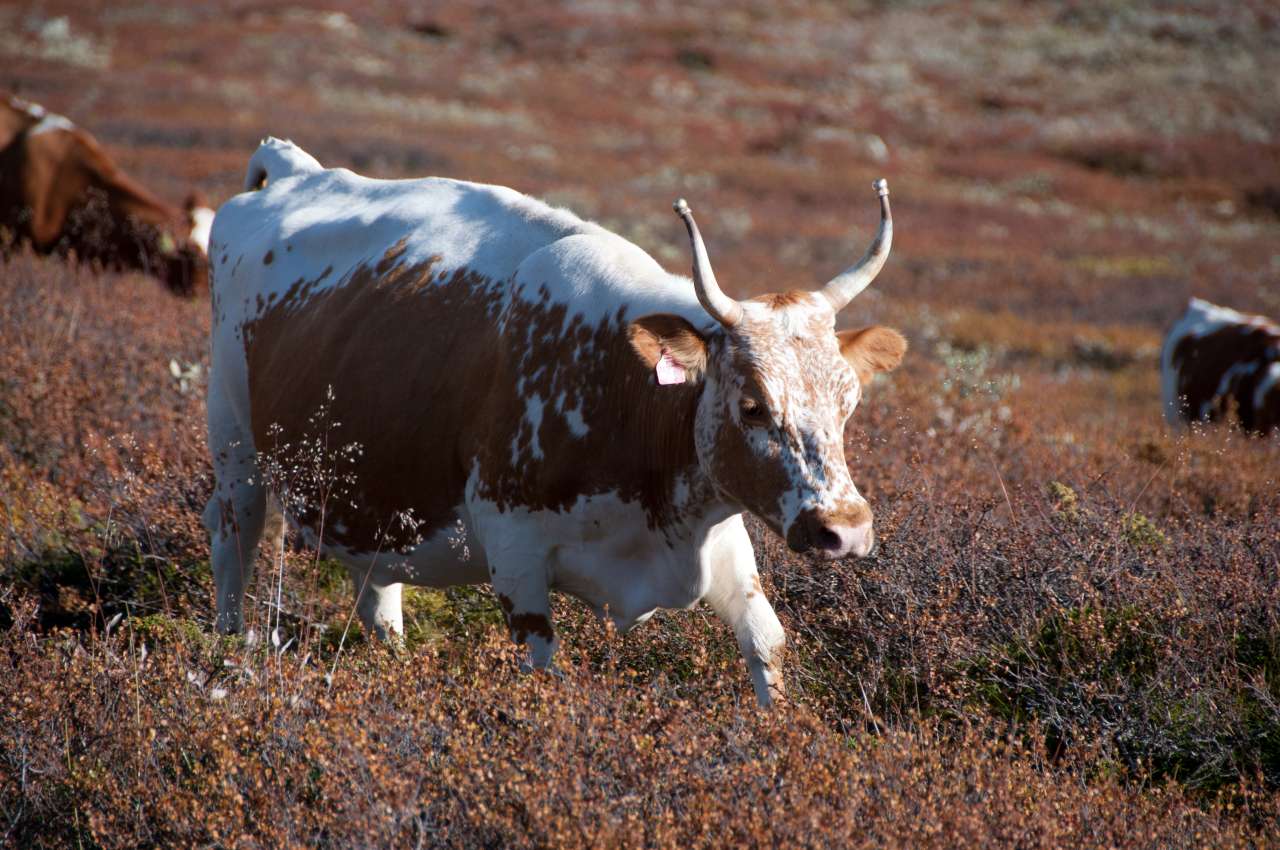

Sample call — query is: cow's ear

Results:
[838,326,906,386]
[629,314,708,383]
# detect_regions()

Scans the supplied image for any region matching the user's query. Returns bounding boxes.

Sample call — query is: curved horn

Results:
[673,198,743,328]
[819,178,893,313]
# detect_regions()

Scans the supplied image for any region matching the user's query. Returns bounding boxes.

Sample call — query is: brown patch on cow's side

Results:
[263,250,274,265]
[244,253,499,552]
[838,326,907,386]
[376,237,410,274]
[1173,324,1279,433]
[244,249,711,556]
[473,284,706,532]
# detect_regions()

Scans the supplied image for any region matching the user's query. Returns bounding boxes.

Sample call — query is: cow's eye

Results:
[740,396,769,425]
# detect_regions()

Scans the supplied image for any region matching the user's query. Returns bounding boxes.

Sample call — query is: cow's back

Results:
[0,98,41,151]
[211,169,607,307]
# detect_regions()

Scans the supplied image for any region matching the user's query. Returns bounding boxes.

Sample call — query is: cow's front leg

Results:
[467,498,558,670]
[704,516,787,707]
[491,566,558,670]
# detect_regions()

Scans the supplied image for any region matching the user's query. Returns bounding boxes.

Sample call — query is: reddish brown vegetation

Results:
[2,0,1280,846]
[3,244,1278,847]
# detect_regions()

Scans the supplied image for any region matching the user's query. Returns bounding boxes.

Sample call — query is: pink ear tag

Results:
[655,349,686,385]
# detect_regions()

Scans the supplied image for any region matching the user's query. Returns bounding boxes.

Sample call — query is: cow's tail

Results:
[243,137,322,192]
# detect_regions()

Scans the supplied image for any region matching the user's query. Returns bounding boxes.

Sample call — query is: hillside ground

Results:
[2,2,1279,846]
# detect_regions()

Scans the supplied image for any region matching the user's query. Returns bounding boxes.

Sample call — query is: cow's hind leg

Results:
[347,565,404,640]
[203,458,269,635]
[704,516,787,707]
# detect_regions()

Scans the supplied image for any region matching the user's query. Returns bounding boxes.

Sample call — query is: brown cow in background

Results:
[0,95,213,295]
[1161,298,1280,435]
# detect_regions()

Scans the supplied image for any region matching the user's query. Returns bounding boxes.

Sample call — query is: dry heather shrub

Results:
[1,600,1276,850]
[2,252,1279,846]
[0,251,212,629]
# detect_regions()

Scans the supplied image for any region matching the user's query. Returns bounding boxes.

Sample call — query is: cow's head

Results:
[156,194,215,296]
[630,181,903,559]
[184,192,215,255]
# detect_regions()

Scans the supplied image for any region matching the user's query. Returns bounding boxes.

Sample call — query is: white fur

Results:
[188,206,215,254]
[1254,362,1280,413]
[29,112,74,136]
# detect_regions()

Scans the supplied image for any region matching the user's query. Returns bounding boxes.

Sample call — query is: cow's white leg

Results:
[490,560,558,670]
[347,566,403,640]
[204,452,268,635]
[466,492,559,670]
[703,516,787,707]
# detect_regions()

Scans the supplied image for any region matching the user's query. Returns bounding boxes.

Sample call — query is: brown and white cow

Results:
[0,95,213,294]
[206,138,905,705]
[1161,298,1280,434]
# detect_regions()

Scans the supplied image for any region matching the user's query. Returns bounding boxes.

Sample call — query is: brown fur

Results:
[243,254,712,557]
[839,326,908,386]
[1173,325,1280,433]
[0,96,207,295]
[496,593,555,643]
[707,358,796,536]
[754,290,810,309]
[628,314,709,378]
[245,256,496,553]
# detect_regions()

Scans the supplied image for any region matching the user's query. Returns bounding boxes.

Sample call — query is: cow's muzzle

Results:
[786,507,875,559]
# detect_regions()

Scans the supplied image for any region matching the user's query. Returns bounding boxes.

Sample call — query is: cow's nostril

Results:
[812,525,843,553]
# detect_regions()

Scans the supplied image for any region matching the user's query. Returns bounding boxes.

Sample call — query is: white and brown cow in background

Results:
[1162,298,1280,434]
[206,138,905,705]
[0,95,214,295]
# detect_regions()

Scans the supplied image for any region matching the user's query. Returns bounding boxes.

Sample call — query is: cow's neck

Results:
[603,332,733,541]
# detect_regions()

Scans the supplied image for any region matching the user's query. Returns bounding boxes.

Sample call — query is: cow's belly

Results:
[467,487,728,629]
[298,488,728,629]
[551,526,711,628]
[294,505,491,588]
